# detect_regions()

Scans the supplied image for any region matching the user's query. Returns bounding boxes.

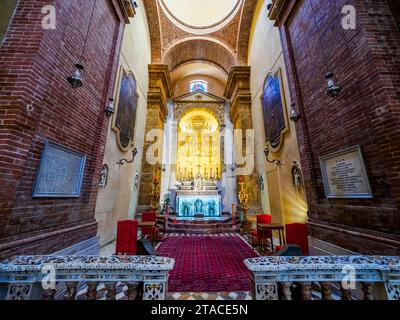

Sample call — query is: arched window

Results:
[190,80,208,93]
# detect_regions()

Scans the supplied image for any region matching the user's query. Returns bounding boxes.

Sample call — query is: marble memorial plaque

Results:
[32,141,86,197]
[320,145,372,199]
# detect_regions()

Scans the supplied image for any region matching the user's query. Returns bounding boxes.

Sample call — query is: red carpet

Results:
[156,235,258,292]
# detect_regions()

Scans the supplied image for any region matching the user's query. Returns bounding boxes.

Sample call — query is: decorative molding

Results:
[148,64,173,120]
[117,0,137,23]
[224,66,251,100]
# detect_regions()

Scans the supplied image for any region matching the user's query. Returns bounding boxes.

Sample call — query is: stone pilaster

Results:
[224,66,262,215]
[138,65,172,211]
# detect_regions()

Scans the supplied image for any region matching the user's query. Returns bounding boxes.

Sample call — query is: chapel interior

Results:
[0,0,399,301]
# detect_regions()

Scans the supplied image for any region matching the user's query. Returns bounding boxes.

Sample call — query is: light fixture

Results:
[105,98,115,117]
[289,103,300,122]
[325,72,342,98]
[310,1,342,98]
[66,2,96,89]
[264,146,280,165]
[116,148,138,165]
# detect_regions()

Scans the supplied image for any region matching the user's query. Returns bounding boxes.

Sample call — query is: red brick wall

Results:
[278,0,400,254]
[0,0,125,259]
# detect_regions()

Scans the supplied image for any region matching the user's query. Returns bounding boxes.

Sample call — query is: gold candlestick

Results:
[237,176,250,234]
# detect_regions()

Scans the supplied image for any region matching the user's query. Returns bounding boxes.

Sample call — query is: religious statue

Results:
[208,201,216,216]
[99,164,108,188]
[291,161,303,189]
[194,199,203,214]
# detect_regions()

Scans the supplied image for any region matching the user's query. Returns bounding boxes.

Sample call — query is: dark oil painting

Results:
[115,71,138,149]
[261,73,286,149]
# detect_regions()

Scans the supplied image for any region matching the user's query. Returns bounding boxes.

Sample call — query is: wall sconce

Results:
[264,146,280,165]
[105,98,115,117]
[67,64,84,89]
[289,103,300,122]
[325,72,342,98]
[116,147,138,165]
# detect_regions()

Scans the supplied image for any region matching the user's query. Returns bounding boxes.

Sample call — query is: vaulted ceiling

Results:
[143,0,257,95]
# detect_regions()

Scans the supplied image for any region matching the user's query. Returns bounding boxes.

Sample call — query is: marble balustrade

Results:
[244,256,400,300]
[0,255,175,300]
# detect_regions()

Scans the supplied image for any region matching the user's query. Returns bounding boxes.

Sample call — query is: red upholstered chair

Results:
[285,223,309,256]
[250,214,272,251]
[115,220,138,255]
[141,211,159,244]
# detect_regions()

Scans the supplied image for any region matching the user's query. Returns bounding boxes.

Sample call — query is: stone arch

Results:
[163,39,236,73]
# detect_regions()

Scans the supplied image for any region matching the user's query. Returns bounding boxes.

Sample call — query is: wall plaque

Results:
[32,141,86,198]
[319,145,372,199]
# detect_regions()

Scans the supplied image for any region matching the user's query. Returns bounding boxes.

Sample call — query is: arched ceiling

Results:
[170,63,227,86]
[143,0,257,96]
[164,39,235,74]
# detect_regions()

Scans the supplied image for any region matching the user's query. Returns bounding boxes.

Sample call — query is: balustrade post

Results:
[300,282,312,300]
[86,282,98,300]
[126,282,140,300]
[64,282,77,300]
[42,288,56,300]
[340,285,352,300]
[280,282,292,300]
[320,282,332,300]
[361,282,375,300]
[105,283,117,300]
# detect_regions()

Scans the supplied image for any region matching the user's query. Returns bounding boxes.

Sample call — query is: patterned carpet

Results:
[156,234,259,292]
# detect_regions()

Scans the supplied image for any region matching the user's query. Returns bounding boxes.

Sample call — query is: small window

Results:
[190,80,208,93]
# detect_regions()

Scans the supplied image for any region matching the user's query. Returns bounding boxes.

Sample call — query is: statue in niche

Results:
[182,201,190,216]
[291,161,303,189]
[259,176,264,191]
[99,164,108,188]
[208,201,216,216]
[194,199,203,214]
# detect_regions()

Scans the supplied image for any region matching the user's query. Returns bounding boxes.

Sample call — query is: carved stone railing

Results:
[0,255,175,300]
[244,256,400,300]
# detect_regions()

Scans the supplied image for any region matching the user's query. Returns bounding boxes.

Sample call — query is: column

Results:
[137,65,172,212]
[224,66,262,215]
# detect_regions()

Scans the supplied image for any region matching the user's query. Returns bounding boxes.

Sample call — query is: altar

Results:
[176,194,221,217]
[175,179,222,218]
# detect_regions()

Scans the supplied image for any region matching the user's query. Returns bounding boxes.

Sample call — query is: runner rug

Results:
[156,235,258,292]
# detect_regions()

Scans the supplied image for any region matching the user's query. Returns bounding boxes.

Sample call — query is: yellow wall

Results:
[94,1,152,246]
[248,0,308,225]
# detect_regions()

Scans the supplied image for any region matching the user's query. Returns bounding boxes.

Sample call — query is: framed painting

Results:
[261,68,289,152]
[112,67,139,152]
[32,140,86,198]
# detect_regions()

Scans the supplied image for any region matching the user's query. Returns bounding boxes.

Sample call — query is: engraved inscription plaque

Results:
[320,145,372,199]
[32,141,86,197]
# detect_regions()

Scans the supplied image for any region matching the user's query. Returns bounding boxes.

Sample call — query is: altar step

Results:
[165,216,239,234]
